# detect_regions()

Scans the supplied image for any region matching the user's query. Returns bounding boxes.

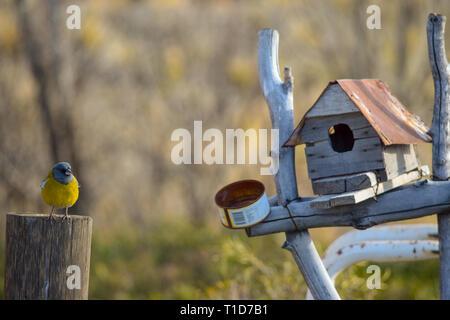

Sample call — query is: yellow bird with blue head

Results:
[41,162,79,220]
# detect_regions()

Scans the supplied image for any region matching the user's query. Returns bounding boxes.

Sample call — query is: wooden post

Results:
[257,29,340,300]
[4,213,93,300]
[427,13,450,300]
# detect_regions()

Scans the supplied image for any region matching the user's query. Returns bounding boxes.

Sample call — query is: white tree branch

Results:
[257,29,339,300]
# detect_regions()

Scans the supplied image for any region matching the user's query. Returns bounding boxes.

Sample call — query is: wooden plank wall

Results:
[306,136,384,179]
[300,113,378,144]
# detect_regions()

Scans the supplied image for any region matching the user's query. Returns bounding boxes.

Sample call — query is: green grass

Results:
[0,219,440,299]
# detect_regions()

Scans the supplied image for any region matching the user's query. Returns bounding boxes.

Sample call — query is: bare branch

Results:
[257,29,339,300]
[428,12,450,300]
[428,14,450,181]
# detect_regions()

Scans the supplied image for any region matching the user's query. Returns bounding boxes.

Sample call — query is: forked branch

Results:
[257,29,339,300]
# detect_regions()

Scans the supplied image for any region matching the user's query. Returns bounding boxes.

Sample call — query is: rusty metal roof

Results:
[284,79,432,147]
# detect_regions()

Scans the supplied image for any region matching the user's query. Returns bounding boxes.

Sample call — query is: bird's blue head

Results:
[52,162,74,184]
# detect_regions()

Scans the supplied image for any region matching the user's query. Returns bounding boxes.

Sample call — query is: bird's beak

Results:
[65,169,72,176]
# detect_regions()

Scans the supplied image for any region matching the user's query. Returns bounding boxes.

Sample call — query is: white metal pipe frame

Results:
[306,224,439,300]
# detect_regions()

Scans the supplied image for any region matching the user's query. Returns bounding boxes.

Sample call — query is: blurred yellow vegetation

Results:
[0,11,18,54]
[151,0,189,9]
[81,16,103,49]
[164,46,185,82]
[291,22,320,48]
[226,57,256,88]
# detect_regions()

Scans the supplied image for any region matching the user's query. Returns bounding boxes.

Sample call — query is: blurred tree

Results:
[15,0,89,213]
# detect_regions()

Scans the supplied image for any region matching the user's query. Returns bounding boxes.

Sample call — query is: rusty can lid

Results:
[215,179,266,210]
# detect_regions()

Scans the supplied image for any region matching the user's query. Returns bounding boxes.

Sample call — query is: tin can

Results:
[215,180,270,229]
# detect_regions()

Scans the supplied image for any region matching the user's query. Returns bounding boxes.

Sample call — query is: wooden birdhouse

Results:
[284,79,432,208]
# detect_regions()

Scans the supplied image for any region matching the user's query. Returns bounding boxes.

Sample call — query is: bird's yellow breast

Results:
[41,170,79,208]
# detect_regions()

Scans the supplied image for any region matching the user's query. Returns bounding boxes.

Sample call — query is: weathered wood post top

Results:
[4,213,93,300]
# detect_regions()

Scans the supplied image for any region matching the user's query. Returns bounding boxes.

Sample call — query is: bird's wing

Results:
[40,178,48,189]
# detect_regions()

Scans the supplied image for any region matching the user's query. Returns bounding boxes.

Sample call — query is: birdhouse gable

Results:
[298,112,378,145]
[303,83,360,119]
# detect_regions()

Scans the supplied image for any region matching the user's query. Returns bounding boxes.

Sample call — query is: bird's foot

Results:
[62,215,71,223]
[47,215,57,222]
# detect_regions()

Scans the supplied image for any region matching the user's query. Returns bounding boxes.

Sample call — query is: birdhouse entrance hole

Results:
[328,124,354,153]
